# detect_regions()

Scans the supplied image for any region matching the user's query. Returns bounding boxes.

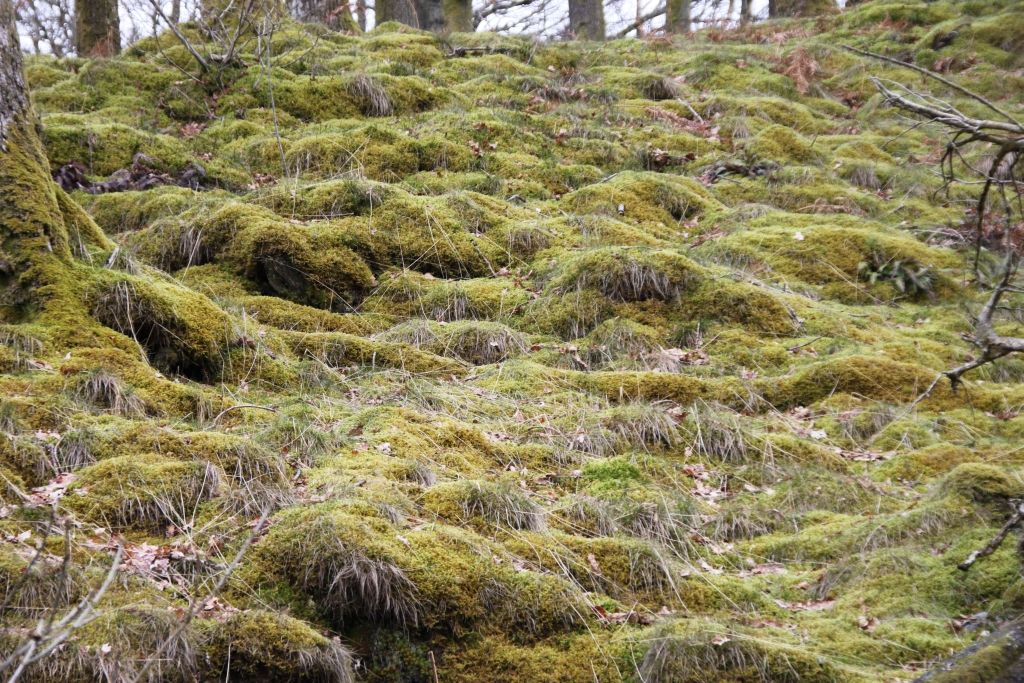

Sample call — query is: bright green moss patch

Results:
[64,454,221,530]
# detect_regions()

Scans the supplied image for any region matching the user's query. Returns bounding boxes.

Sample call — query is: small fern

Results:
[858,249,935,297]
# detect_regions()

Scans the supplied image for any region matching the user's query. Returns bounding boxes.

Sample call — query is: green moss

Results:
[379,319,527,365]
[91,276,234,379]
[41,122,191,176]
[441,634,623,683]
[207,610,354,682]
[280,330,465,375]
[564,171,722,226]
[422,479,544,531]
[65,454,221,529]
[84,187,201,234]
[939,463,1024,504]
[548,247,705,303]
[634,619,843,683]
[9,8,1024,683]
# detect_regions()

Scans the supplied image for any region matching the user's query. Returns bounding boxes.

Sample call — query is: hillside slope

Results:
[3,1,1024,680]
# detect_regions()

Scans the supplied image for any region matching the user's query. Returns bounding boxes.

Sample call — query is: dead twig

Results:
[959,500,1024,571]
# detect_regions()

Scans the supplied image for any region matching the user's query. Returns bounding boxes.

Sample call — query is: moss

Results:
[939,463,1024,504]
[548,247,705,303]
[422,479,545,531]
[64,454,221,530]
[280,330,465,375]
[441,634,623,683]
[253,504,579,636]
[9,8,1024,683]
[263,73,439,123]
[238,295,390,334]
[41,122,191,176]
[207,610,354,682]
[761,355,945,408]
[285,129,420,181]
[634,619,843,683]
[682,278,797,335]
[84,187,200,234]
[379,319,528,365]
[91,276,234,380]
[564,171,722,226]
[144,203,381,309]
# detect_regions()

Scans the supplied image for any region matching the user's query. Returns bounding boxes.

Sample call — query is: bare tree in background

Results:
[74,0,120,56]
[666,0,689,32]
[768,0,834,18]
[567,0,603,38]
[376,0,474,32]
[287,0,356,29]
[15,0,72,56]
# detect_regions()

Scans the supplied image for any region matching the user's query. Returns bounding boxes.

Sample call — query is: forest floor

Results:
[3,1,1024,680]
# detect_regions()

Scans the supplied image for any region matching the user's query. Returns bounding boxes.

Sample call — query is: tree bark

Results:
[416,0,445,32]
[74,0,120,57]
[356,0,367,30]
[0,0,29,146]
[377,0,421,27]
[568,0,605,40]
[769,0,836,18]
[1,0,76,310]
[740,0,753,25]
[288,0,356,29]
[666,0,691,33]
[442,0,473,32]
[377,0,467,32]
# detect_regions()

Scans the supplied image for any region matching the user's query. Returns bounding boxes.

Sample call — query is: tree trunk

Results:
[568,0,604,40]
[377,0,466,32]
[356,0,367,30]
[770,0,836,18]
[740,0,752,25]
[666,0,691,33]
[74,0,119,57]
[288,0,356,29]
[377,0,421,27]
[2,0,92,314]
[416,0,445,32]
[170,0,182,24]
[442,0,473,32]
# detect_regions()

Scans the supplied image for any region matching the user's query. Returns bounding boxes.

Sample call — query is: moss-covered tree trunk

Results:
[568,0,605,40]
[74,0,120,57]
[416,0,446,32]
[442,0,473,32]
[1,0,69,309]
[666,0,691,33]
[1,0,110,320]
[288,0,357,30]
[769,0,836,18]
[377,0,469,32]
[377,0,421,27]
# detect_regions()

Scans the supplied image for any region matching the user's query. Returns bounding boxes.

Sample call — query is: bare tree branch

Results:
[844,44,1024,129]
[959,500,1024,571]
[615,3,665,38]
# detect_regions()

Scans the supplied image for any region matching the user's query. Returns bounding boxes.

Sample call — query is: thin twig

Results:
[959,501,1024,570]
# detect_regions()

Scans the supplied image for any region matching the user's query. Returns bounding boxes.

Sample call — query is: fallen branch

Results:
[842,44,1023,129]
[959,500,1024,571]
